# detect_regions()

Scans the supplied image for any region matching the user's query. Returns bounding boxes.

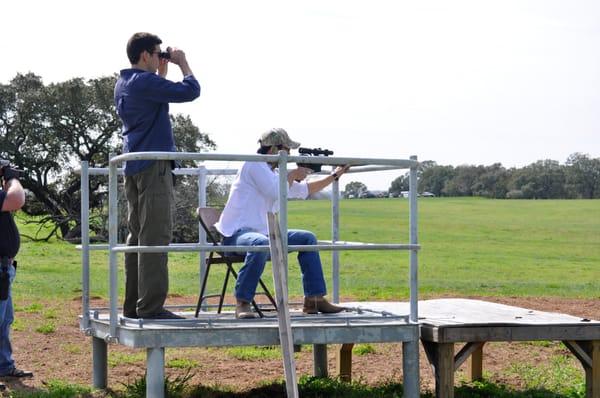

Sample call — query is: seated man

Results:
[215,128,350,319]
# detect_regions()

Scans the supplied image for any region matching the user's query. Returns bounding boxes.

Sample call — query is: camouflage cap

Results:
[258,128,301,149]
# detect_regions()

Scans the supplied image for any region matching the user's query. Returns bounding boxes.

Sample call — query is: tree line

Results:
[388,155,600,199]
[0,73,219,241]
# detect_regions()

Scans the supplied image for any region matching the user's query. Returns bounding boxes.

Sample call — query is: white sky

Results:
[2,0,599,190]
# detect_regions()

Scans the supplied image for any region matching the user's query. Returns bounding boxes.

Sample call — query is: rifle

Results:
[296,147,334,173]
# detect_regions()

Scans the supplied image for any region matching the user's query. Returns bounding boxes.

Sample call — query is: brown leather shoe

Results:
[303,296,345,314]
[235,300,258,319]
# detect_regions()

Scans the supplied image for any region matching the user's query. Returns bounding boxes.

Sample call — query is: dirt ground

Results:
[3,295,599,395]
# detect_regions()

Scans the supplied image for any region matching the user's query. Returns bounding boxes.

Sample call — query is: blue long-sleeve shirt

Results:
[114,68,201,176]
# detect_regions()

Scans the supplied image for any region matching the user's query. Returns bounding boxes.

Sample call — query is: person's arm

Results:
[1,179,25,212]
[306,165,351,195]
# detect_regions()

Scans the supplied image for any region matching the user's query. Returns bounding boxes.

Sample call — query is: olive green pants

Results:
[123,160,173,317]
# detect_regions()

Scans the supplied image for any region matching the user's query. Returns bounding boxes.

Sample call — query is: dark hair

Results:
[126,32,162,64]
[256,144,286,154]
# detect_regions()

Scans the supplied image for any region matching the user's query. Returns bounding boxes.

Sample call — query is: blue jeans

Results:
[0,264,16,375]
[222,229,327,303]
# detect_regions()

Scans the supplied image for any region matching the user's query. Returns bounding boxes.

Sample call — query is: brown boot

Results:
[235,300,258,319]
[303,296,346,314]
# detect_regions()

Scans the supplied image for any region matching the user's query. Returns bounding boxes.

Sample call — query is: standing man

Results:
[215,128,350,319]
[0,162,33,385]
[114,32,200,319]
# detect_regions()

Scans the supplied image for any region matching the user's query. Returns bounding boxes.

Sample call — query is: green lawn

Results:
[11,197,600,303]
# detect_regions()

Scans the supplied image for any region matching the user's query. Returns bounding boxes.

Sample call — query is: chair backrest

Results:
[197,207,222,245]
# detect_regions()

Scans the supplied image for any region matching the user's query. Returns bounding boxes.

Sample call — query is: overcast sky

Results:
[2,0,598,189]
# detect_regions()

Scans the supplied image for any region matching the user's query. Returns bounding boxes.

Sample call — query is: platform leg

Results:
[147,347,165,398]
[336,343,353,382]
[313,344,328,377]
[402,340,420,398]
[92,337,107,389]
[468,344,483,381]
[423,341,454,398]
[589,340,599,398]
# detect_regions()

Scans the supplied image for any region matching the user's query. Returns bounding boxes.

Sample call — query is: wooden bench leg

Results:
[423,341,454,398]
[313,344,328,378]
[564,340,600,398]
[591,340,600,398]
[337,343,354,382]
[468,344,483,381]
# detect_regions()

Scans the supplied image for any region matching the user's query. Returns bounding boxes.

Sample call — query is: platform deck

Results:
[352,298,600,398]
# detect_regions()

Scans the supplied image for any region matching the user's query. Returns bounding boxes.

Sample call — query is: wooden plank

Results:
[313,344,328,378]
[422,341,454,398]
[267,212,299,398]
[436,343,454,398]
[453,342,484,371]
[564,340,592,368]
[418,299,598,326]
[336,343,354,382]
[433,325,600,343]
[467,344,483,381]
[591,340,599,398]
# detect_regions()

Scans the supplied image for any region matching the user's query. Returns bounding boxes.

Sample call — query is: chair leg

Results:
[218,266,233,314]
[195,261,212,317]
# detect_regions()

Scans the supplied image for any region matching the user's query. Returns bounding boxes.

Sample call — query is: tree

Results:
[0,73,217,241]
[344,181,368,198]
[389,173,409,196]
[443,165,485,196]
[0,73,119,240]
[471,163,511,199]
[508,160,566,199]
[419,165,456,197]
[565,153,600,199]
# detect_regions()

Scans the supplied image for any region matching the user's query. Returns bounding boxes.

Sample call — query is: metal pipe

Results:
[108,154,119,340]
[83,167,237,176]
[109,151,418,169]
[331,178,340,303]
[92,337,107,388]
[146,347,165,398]
[198,166,207,311]
[108,243,421,253]
[409,155,419,324]
[80,161,90,330]
[278,151,289,283]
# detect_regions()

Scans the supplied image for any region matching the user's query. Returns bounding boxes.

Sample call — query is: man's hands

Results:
[166,47,194,76]
[331,165,351,179]
[158,57,168,78]
[288,167,312,184]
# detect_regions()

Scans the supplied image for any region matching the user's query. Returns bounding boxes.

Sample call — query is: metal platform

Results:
[85,306,418,348]
[85,303,420,397]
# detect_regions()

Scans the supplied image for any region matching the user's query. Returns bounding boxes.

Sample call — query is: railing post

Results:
[108,153,119,341]
[198,166,208,310]
[404,154,420,398]
[80,161,90,330]
[408,155,419,323]
[331,178,340,303]
[278,151,289,282]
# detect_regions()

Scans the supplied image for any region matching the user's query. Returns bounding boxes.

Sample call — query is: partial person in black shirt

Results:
[0,165,33,385]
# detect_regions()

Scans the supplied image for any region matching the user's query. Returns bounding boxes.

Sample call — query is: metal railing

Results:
[79,151,420,342]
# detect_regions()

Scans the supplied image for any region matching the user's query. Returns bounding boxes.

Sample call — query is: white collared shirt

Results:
[215,161,309,236]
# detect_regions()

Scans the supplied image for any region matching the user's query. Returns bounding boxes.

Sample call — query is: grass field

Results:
[8,197,600,397]
[12,197,600,303]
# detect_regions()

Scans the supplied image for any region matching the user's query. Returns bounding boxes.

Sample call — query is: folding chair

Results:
[194,207,277,317]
